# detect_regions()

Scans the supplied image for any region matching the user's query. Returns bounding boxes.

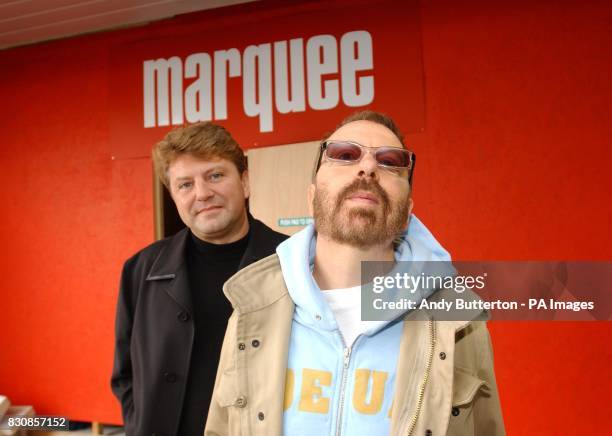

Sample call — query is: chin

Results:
[195,219,225,234]
[346,210,379,225]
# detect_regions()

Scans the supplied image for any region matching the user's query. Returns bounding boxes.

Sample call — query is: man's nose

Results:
[357,150,379,179]
[194,179,214,201]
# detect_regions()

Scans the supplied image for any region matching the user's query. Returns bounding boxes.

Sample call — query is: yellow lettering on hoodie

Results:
[298,369,332,413]
[353,369,388,414]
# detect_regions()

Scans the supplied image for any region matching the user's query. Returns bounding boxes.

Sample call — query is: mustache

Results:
[336,178,391,211]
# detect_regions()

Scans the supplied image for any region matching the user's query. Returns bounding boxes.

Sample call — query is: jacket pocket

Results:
[452,366,487,407]
[447,366,488,435]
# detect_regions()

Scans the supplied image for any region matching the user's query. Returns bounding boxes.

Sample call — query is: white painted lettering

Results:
[184,53,212,123]
[274,39,306,114]
[142,30,375,131]
[143,57,183,127]
[306,35,339,110]
[213,49,241,120]
[243,43,273,132]
[341,31,374,107]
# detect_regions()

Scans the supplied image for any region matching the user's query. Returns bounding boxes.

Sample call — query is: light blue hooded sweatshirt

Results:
[276,215,451,436]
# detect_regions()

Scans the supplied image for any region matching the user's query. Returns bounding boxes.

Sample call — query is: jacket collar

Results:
[145,227,192,314]
[145,213,268,280]
[144,213,285,315]
[224,254,289,314]
[146,227,190,281]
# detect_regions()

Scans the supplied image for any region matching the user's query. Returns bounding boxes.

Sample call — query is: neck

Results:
[313,234,395,290]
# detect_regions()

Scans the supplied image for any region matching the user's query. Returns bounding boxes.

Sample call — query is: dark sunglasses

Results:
[315,140,416,184]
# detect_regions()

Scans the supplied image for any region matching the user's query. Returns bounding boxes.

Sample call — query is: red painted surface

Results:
[0,0,610,433]
[109,0,425,158]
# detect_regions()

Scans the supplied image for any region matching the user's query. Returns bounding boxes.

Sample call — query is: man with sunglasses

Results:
[205,111,505,436]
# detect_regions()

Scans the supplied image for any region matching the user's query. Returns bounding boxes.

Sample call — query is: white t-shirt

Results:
[321,285,379,347]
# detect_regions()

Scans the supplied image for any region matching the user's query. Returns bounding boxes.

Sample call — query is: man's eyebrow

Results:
[173,167,226,181]
[204,166,226,174]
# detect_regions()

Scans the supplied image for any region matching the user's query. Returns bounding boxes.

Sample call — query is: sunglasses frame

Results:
[314,140,416,185]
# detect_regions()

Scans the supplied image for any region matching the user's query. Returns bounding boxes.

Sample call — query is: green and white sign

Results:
[278,217,314,227]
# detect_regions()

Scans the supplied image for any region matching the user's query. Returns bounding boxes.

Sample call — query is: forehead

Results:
[168,154,236,178]
[328,120,403,148]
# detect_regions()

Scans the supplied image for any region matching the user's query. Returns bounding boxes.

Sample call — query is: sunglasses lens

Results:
[325,142,362,162]
[375,148,411,168]
[323,141,412,171]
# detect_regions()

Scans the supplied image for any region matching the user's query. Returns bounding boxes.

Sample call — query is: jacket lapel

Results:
[239,214,286,269]
[224,255,293,436]
[146,228,193,316]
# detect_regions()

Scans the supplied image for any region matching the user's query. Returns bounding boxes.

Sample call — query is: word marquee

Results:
[143,30,374,132]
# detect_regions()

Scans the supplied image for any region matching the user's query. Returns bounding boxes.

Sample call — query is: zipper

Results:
[335,336,352,436]
[405,319,436,436]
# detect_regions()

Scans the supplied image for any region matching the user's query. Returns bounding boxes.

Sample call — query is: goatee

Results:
[312,178,409,248]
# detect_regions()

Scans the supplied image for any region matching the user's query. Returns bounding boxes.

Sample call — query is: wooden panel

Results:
[248,141,320,235]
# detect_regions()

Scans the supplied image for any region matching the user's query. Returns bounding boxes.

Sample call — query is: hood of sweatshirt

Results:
[276,214,452,334]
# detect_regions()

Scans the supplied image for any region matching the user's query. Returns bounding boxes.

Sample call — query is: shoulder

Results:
[423,288,492,366]
[223,254,289,312]
[453,319,494,376]
[121,228,188,275]
[227,253,284,287]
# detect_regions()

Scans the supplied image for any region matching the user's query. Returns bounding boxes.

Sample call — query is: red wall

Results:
[0,0,610,433]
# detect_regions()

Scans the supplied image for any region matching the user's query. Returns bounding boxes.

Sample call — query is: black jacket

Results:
[111,217,287,436]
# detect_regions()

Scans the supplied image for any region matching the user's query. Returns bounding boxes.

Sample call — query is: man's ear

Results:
[241,170,250,199]
[307,183,316,216]
[403,197,414,231]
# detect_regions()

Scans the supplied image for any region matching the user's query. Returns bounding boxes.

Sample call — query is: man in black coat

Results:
[111,122,287,436]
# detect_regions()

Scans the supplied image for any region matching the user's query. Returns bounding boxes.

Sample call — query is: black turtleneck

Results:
[177,230,250,436]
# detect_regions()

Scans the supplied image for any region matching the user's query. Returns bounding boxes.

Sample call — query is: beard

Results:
[312,177,410,248]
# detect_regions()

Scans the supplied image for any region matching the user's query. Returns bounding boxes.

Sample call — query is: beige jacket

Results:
[205,255,505,436]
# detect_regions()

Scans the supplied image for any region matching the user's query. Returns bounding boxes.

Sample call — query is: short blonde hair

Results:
[152,122,247,188]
